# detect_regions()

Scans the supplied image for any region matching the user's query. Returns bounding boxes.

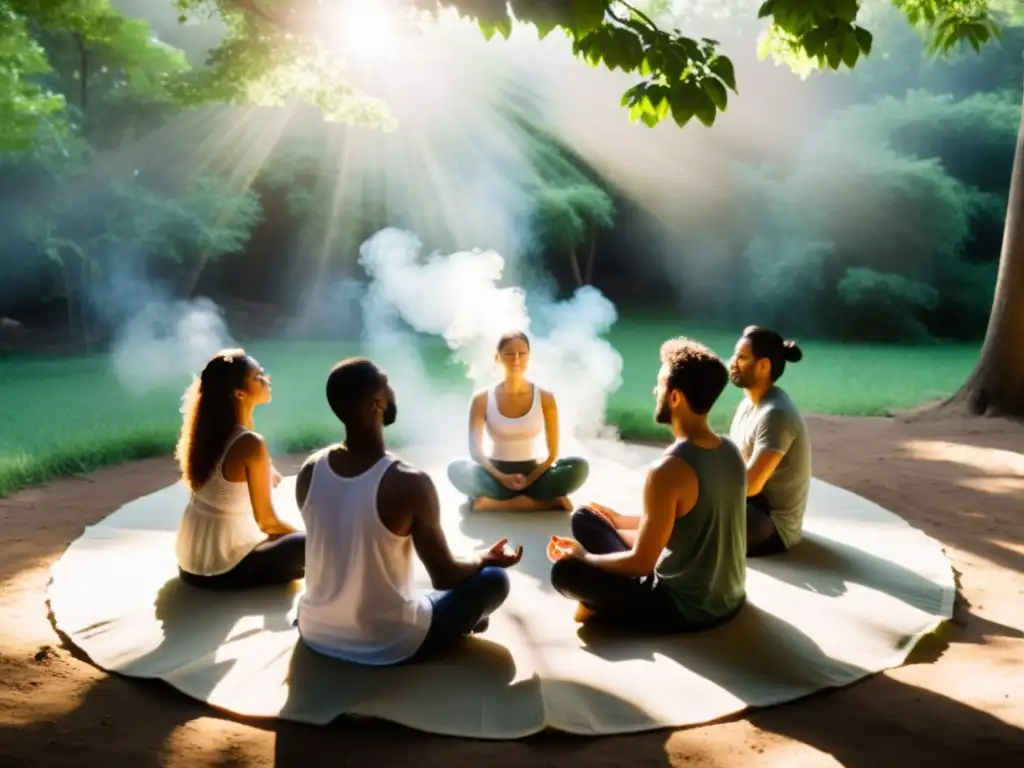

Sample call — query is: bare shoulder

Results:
[231,430,268,459]
[651,452,696,485]
[294,446,331,508]
[470,389,489,408]
[539,388,557,408]
[296,445,329,481]
[382,460,436,499]
[648,453,698,514]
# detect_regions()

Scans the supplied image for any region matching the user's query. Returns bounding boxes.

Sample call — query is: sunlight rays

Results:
[305,10,558,275]
[323,0,407,65]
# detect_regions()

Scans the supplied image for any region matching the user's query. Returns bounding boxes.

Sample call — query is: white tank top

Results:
[175,428,268,576]
[297,450,433,666]
[485,383,544,461]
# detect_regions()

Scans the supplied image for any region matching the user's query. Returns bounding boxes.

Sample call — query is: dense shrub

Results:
[835,267,939,342]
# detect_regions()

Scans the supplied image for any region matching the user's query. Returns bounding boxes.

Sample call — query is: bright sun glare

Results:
[327,0,403,62]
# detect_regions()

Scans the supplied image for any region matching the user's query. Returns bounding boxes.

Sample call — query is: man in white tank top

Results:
[295,357,524,666]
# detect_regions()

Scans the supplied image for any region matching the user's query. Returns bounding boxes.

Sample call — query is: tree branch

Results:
[219,0,304,31]
[616,1,660,31]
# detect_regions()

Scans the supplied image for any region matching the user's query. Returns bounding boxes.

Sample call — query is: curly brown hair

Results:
[175,348,250,492]
[660,337,728,415]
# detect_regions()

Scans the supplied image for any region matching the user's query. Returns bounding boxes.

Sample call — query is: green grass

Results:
[0,318,980,497]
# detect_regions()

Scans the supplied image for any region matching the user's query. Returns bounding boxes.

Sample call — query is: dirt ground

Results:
[1,414,1022,767]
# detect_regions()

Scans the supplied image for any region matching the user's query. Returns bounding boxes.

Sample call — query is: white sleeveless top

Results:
[297,450,433,666]
[175,428,268,577]
[485,383,544,461]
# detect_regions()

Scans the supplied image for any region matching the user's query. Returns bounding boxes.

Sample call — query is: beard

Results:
[383,399,397,426]
[655,396,671,425]
[730,369,749,388]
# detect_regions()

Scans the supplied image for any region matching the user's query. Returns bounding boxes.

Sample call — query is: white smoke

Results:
[358,227,623,458]
[110,297,238,395]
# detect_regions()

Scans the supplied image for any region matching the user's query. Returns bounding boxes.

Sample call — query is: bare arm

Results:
[525,390,558,486]
[583,457,695,577]
[294,452,320,509]
[241,434,297,536]
[408,470,487,590]
[746,449,783,497]
[467,392,502,477]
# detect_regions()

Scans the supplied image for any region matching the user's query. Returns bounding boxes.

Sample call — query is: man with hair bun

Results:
[728,325,812,557]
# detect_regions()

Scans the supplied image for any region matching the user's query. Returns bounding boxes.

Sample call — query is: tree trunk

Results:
[183,253,209,298]
[79,252,92,353]
[74,31,88,118]
[937,96,1024,419]
[567,246,583,288]
[583,227,598,285]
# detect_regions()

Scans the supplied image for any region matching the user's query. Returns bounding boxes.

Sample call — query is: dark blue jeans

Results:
[179,532,306,590]
[405,566,511,663]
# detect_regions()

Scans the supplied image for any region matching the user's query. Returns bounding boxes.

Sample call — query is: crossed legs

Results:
[549,508,689,632]
[448,457,590,511]
[179,532,307,590]
[405,566,511,663]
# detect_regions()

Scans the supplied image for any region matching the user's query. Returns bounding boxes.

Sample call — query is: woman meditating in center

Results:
[447,331,590,511]
[174,348,306,590]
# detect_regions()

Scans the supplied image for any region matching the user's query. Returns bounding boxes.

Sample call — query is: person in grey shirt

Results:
[728,326,812,557]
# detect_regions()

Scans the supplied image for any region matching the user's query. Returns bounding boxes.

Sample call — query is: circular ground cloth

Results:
[48,441,954,738]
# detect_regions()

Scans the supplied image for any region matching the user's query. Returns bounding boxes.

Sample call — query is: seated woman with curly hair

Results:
[174,349,305,590]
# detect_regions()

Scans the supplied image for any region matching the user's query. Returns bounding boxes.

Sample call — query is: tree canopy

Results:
[170,0,1006,127]
[0,0,1009,149]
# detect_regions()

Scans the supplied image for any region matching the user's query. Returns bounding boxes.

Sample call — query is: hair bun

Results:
[782,340,803,363]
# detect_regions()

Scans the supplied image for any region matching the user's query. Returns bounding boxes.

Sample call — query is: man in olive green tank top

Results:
[548,337,748,631]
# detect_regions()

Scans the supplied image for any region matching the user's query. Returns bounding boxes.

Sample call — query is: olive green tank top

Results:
[654,438,748,625]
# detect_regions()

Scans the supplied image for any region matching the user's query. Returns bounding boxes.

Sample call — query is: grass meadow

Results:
[0,317,980,497]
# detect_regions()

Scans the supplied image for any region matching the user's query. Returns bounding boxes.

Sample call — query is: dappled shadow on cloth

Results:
[577,604,864,707]
[0,419,1018,765]
[46,439,960,740]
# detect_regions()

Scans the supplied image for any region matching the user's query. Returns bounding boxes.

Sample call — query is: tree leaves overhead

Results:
[427,0,1006,128]
[132,1,1017,131]
[0,0,1010,148]
[0,1,66,151]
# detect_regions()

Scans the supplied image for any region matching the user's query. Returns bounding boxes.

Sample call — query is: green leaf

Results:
[534,19,557,40]
[833,0,858,23]
[709,55,737,92]
[757,0,776,20]
[667,88,695,128]
[802,26,831,58]
[570,0,607,35]
[661,46,690,81]
[620,84,643,108]
[702,77,728,111]
[667,81,716,128]
[841,30,860,68]
[601,27,643,72]
[640,110,660,128]
[824,37,843,69]
[694,103,717,127]
[854,26,873,56]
